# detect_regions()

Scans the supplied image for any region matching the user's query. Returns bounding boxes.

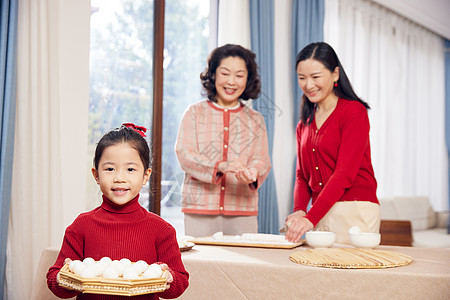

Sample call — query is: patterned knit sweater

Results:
[294,98,379,226]
[175,100,271,215]
[47,195,189,299]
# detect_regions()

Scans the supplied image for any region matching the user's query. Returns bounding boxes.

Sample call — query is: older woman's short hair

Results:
[200,44,261,102]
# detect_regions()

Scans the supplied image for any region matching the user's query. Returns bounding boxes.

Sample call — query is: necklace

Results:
[315,98,338,129]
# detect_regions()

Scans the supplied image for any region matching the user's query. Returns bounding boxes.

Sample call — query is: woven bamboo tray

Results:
[58,264,167,296]
[290,248,413,269]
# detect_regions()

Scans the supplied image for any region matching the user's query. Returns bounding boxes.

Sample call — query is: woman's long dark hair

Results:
[296,42,370,125]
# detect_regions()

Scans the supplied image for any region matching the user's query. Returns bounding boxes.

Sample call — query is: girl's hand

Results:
[159,264,173,290]
[285,211,313,243]
[57,258,73,283]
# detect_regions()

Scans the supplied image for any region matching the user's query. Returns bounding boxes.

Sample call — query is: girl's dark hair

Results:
[200,44,261,101]
[295,42,370,125]
[93,125,151,170]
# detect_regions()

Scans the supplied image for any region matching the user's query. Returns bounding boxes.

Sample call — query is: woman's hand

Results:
[218,160,245,174]
[235,167,258,184]
[285,211,314,243]
[159,264,173,290]
[218,160,257,184]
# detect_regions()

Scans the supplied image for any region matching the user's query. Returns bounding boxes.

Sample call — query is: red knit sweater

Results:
[47,195,189,299]
[294,98,379,226]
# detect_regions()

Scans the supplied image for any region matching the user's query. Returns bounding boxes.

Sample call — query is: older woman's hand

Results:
[285,211,313,243]
[219,160,258,184]
[235,167,258,184]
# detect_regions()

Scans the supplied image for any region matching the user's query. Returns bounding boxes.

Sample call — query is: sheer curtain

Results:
[324,0,448,211]
[217,0,250,48]
[0,0,18,297]
[446,39,450,220]
[272,1,295,228]
[249,0,279,234]
[6,0,90,298]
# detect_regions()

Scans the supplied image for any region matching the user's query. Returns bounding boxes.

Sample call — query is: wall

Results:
[373,0,450,39]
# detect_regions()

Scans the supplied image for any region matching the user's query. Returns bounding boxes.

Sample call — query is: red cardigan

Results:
[294,98,379,226]
[47,195,189,299]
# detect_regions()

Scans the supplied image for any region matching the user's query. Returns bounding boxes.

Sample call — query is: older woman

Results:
[175,44,271,237]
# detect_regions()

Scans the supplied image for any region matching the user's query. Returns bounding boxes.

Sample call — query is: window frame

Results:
[149,0,165,215]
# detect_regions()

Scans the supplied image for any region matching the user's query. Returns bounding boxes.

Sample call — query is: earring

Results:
[334,82,338,87]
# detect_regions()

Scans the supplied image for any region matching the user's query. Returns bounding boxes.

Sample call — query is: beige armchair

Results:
[30,247,76,300]
[379,196,450,247]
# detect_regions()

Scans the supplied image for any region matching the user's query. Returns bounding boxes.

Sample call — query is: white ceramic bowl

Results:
[349,232,381,248]
[305,231,336,248]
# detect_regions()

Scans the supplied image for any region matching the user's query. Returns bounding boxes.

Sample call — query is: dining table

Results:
[175,243,450,300]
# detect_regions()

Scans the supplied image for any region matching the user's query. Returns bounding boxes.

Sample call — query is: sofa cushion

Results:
[379,198,396,219]
[380,196,437,230]
[413,228,450,248]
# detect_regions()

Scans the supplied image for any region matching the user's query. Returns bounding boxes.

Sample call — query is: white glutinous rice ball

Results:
[123,266,140,280]
[83,257,96,265]
[94,261,108,276]
[99,256,112,265]
[213,231,223,240]
[110,260,125,276]
[349,225,362,234]
[119,258,132,268]
[73,262,86,276]
[110,260,120,269]
[69,260,82,272]
[102,266,120,279]
[142,263,163,279]
[133,260,149,274]
[79,265,98,278]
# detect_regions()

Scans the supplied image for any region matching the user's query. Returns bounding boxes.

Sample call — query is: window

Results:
[89,0,210,235]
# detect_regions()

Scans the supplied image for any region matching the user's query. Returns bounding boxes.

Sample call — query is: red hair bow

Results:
[122,123,147,137]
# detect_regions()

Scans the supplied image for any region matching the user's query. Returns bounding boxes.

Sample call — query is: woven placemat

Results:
[290,248,413,269]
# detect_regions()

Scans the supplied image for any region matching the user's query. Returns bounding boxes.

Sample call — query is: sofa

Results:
[379,196,450,248]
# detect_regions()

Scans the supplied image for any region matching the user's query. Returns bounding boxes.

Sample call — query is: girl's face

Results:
[214,56,248,107]
[92,142,151,206]
[297,58,339,105]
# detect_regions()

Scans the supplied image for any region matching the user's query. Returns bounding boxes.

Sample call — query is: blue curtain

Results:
[249,0,279,234]
[445,39,450,233]
[292,0,325,126]
[290,0,324,212]
[0,0,18,295]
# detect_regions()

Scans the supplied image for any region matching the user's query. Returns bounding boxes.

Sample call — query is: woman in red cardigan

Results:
[285,42,380,244]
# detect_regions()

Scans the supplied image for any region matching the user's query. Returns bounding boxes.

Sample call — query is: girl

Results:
[285,42,380,244]
[47,123,189,299]
[175,44,271,236]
